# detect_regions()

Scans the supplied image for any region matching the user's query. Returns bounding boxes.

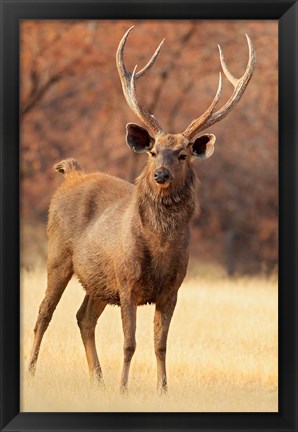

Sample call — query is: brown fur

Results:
[28,132,203,393]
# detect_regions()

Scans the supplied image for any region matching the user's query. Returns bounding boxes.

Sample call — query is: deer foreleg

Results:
[154,294,177,393]
[119,294,137,392]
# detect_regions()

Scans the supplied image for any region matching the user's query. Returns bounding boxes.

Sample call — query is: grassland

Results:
[20,265,278,412]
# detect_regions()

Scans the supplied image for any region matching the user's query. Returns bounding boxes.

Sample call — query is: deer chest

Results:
[135,248,187,305]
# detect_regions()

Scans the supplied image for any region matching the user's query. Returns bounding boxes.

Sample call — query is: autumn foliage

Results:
[20,20,278,274]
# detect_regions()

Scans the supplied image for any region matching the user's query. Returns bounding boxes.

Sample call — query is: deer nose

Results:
[154,168,173,184]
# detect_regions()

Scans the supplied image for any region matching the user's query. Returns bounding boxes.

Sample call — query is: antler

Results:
[183,34,256,139]
[116,26,165,136]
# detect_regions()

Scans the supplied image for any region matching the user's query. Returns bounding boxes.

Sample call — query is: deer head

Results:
[116,27,256,189]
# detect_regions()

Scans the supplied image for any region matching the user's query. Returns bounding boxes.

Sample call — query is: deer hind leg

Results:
[28,258,73,375]
[119,294,137,392]
[76,295,106,383]
[154,294,177,394]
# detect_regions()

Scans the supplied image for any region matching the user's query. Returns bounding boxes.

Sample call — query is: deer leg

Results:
[28,261,73,375]
[76,295,106,383]
[119,295,137,392]
[154,294,177,394]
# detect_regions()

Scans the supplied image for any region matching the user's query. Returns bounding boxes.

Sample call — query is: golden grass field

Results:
[20,264,278,412]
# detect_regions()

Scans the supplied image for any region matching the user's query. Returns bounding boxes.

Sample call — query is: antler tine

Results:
[218,34,256,95]
[218,44,238,87]
[183,34,256,139]
[183,72,222,139]
[116,27,165,135]
[136,38,165,79]
[129,65,160,131]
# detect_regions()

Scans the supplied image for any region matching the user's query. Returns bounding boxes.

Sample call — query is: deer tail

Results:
[53,158,81,176]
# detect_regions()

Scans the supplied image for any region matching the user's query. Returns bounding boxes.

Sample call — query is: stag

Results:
[29,27,255,393]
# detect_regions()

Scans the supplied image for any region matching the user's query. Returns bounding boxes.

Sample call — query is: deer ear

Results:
[126,123,154,153]
[191,134,216,160]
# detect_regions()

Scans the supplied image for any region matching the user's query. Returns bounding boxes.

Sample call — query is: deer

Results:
[28,27,255,393]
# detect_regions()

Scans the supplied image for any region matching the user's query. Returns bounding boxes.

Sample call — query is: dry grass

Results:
[20,265,278,412]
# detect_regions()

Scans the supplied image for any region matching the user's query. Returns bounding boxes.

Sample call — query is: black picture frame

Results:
[0,0,297,431]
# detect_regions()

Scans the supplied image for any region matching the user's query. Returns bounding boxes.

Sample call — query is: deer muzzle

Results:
[154,168,173,185]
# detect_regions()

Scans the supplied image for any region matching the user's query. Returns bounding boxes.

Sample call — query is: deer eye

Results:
[178,154,187,161]
[149,151,157,157]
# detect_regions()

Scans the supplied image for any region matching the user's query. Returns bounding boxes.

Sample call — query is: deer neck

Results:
[134,165,198,240]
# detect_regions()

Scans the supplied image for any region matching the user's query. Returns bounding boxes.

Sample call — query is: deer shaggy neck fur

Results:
[135,163,199,235]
